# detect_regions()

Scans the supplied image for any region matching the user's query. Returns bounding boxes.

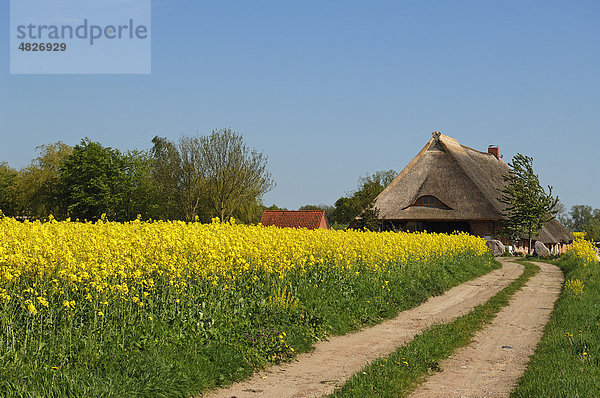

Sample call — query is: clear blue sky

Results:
[1,1,599,211]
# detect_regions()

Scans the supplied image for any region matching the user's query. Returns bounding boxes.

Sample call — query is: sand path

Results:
[204,258,524,398]
[409,260,563,398]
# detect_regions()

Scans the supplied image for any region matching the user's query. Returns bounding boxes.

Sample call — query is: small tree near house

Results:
[350,202,382,231]
[498,153,559,255]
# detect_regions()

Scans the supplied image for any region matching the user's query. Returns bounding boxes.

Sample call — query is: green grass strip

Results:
[511,255,600,397]
[330,260,539,398]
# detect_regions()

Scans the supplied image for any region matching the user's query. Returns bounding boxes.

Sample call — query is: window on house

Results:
[410,195,450,209]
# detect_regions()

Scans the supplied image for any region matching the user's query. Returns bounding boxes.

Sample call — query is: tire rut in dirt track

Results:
[409,260,563,398]
[203,259,523,398]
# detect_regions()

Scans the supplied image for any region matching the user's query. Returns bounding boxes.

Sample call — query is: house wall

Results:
[469,220,496,238]
[381,220,472,233]
[318,216,329,229]
[514,240,571,255]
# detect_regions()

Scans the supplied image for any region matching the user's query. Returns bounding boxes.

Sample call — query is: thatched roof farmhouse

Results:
[371,132,572,253]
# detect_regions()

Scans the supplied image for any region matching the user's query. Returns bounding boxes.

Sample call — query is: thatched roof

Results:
[533,218,573,244]
[372,132,573,244]
[373,133,507,221]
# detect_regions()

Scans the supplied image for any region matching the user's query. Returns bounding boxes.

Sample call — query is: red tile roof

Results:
[260,210,329,230]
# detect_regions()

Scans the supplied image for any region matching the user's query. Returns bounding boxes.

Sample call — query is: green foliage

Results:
[298,204,334,219]
[59,139,143,221]
[1,130,275,223]
[17,142,73,219]
[0,162,20,217]
[584,218,600,242]
[559,204,600,241]
[232,198,266,224]
[566,205,600,232]
[299,204,335,226]
[512,256,600,397]
[499,153,559,253]
[332,170,396,226]
[351,204,382,231]
[332,196,360,225]
[150,136,185,220]
[120,150,163,220]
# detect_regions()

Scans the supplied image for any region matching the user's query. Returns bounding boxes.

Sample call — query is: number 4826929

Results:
[18,43,66,51]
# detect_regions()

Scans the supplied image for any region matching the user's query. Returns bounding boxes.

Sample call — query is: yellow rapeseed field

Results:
[0,215,488,314]
[0,215,493,396]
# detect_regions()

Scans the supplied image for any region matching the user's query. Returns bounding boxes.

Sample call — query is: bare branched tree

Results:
[151,136,207,221]
[199,128,275,222]
[151,130,274,222]
[178,136,206,222]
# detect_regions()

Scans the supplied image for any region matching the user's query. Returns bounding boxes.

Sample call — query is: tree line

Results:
[6,130,588,241]
[558,204,600,242]
[298,170,396,230]
[0,129,274,223]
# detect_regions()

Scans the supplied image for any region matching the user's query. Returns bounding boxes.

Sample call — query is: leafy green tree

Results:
[17,142,73,219]
[499,153,559,254]
[299,204,335,222]
[331,170,396,227]
[555,203,600,241]
[584,218,600,242]
[0,162,21,217]
[567,205,599,232]
[59,139,130,221]
[233,198,265,224]
[150,136,185,220]
[264,204,286,211]
[120,150,162,220]
[351,203,381,231]
[331,197,359,227]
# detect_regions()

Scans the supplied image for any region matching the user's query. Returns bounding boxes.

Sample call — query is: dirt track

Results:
[409,260,563,398]
[204,259,524,398]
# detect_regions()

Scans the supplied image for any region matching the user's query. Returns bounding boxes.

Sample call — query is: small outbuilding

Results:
[260,210,329,230]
